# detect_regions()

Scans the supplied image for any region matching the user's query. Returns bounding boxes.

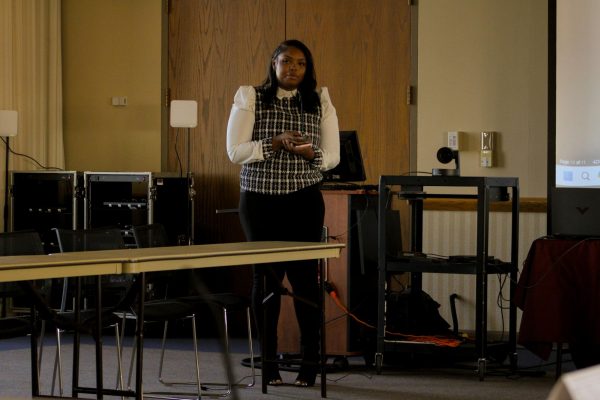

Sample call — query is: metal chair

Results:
[123,223,203,398]
[128,223,255,398]
[178,292,256,394]
[0,231,41,341]
[50,227,133,396]
[0,230,61,395]
[0,230,46,318]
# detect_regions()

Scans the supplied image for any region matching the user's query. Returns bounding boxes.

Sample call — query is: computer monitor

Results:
[323,130,367,182]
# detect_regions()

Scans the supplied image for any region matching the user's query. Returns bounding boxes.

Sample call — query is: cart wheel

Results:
[333,356,350,371]
[363,351,375,368]
[509,352,518,372]
[478,358,486,381]
[375,353,383,375]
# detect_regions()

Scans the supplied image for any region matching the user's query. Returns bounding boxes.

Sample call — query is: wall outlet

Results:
[480,150,494,167]
[447,131,460,150]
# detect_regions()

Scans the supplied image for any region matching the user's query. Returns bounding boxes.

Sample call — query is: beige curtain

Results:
[0,0,64,231]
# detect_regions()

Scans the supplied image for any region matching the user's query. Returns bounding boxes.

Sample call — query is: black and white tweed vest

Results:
[239,87,323,195]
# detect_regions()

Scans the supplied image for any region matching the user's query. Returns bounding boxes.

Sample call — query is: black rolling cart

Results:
[9,170,83,253]
[376,175,519,380]
[84,171,194,246]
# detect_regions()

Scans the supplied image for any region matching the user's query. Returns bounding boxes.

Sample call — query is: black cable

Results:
[495,273,509,342]
[3,137,8,233]
[327,193,372,242]
[391,274,407,292]
[173,128,183,177]
[273,264,318,306]
[1,137,63,170]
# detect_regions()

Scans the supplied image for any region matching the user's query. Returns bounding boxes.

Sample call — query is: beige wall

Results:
[57,1,548,331]
[60,0,548,194]
[418,0,548,332]
[62,0,162,172]
[418,0,548,197]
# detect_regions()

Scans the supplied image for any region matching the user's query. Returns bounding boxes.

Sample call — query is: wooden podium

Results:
[278,189,396,356]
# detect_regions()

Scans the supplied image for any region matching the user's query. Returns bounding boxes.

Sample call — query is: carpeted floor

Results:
[0,334,566,400]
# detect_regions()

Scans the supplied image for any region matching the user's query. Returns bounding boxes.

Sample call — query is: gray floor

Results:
[0,334,563,400]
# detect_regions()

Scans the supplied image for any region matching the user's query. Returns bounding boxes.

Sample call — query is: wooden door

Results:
[286,0,411,183]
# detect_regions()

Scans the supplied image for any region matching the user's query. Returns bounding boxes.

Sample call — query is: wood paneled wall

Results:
[168,0,411,247]
[286,0,411,182]
[168,0,285,245]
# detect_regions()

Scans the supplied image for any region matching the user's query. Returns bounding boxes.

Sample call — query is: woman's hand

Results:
[290,142,315,160]
[275,131,312,155]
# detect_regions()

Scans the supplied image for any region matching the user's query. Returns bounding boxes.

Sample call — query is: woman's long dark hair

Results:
[259,39,320,113]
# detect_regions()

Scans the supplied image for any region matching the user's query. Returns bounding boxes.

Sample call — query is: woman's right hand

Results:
[276,131,309,151]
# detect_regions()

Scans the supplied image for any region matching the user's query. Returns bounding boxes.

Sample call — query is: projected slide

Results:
[555,0,600,187]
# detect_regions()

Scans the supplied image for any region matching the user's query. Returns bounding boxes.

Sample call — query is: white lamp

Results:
[169,100,197,245]
[0,110,18,137]
[170,100,197,128]
[169,100,197,175]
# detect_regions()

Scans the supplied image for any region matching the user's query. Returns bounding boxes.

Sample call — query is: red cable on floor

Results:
[325,282,463,348]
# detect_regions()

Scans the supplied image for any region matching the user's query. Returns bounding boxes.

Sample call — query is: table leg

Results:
[95,276,104,399]
[556,343,563,379]
[30,301,40,397]
[320,259,327,398]
[72,276,81,397]
[135,273,146,400]
[261,269,267,394]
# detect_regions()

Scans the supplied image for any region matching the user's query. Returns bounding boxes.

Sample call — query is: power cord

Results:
[1,137,63,170]
[324,281,463,347]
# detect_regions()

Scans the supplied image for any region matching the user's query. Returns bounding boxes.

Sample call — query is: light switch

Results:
[111,96,128,107]
[480,132,495,168]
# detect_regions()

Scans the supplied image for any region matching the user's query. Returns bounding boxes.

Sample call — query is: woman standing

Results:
[226,39,339,387]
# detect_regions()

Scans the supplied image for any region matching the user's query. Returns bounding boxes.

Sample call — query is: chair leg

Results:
[119,312,127,364]
[36,320,64,397]
[127,331,138,390]
[44,322,124,396]
[245,306,256,388]
[37,320,46,391]
[220,307,232,396]
[50,328,64,396]
[191,314,202,397]
[216,305,256,391]
[118,312,133,391]
[157,320,169,383]
[142,306,254,399]
[155,315,202,399]
[114,323,125,391]
[202,305,255,396]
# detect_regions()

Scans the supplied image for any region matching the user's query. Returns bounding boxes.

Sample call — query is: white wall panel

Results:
[420,210,546,333]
